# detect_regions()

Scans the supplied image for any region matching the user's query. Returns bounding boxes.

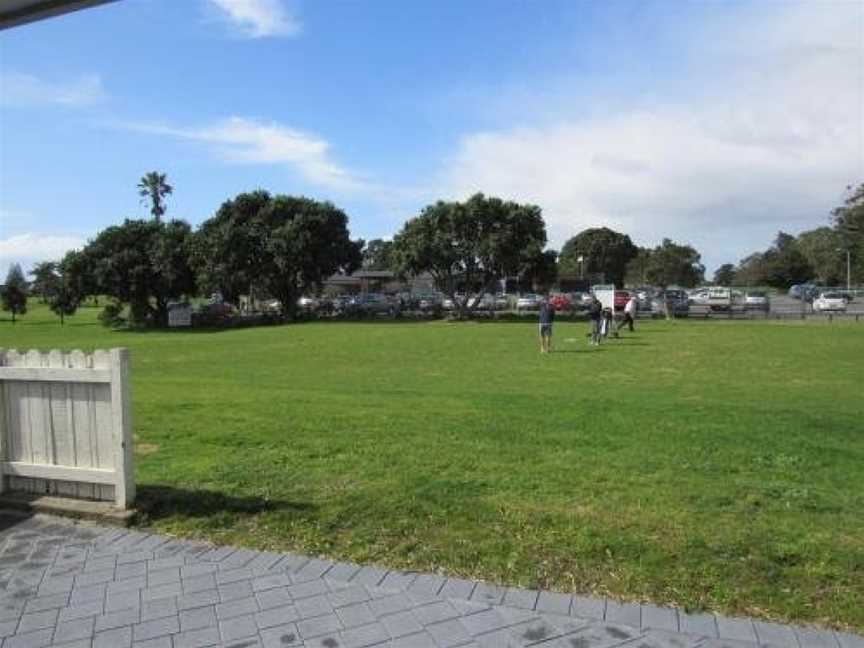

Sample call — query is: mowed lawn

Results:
[1,303,863,631]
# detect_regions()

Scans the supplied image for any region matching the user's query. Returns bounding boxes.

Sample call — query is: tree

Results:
[390,193,547,318]
[137,171,173,222]
[82,219,196,327]
[796,227,844,285]
[734,252,767,287]
[527,249,559,293]
[29,261,58,303]
[624,247,652,286]
[192,191,361,318]
[1,263,28,323]
[713,263,736,286]
[831,183,863,283]
[759,232,813,289]
[558,227,637,286]
[362,239,395,271]
[644,239,705,288]
[28,261,81,324]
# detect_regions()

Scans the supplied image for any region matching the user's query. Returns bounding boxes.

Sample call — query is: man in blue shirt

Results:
[538,296,555,353]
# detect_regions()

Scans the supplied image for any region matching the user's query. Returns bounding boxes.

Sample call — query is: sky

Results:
[1,0,862,278]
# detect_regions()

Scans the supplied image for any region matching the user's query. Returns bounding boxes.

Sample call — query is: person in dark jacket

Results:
[538,297,555,353]
[588,295,602,345]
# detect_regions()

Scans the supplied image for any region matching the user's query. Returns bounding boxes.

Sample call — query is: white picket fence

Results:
[0,348,134,509]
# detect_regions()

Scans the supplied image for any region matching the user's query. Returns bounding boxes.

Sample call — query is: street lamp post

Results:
[837,247,851,292]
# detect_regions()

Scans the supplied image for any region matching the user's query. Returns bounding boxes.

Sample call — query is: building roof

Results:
[0,0,116,31]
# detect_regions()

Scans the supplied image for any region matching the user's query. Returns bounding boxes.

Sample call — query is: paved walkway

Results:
[0,513,860,648]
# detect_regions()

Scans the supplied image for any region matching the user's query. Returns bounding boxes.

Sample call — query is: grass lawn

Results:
[1,303,862,631]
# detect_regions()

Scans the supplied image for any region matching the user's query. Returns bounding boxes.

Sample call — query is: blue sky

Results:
[1,0,862,277]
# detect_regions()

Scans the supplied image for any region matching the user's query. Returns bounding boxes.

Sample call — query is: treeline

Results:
[713,184,863,287]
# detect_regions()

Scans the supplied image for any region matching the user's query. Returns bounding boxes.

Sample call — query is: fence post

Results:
[109,348,134,508]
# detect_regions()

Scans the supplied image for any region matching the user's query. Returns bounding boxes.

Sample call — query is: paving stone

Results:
[94,606,140,632]
[181,563,218,580]
[351,567,388,588]
[426,618,472,647]
[459,608,512,636]
[837,633,864,648]
[413,601,461,626]
[246,552,285,574]
[220,612,259,642]
[36,577,74,596]
[177,588,221,611]
[252,573,292,593]
[94,623,133,647]
[380,610,424,639]
[183,573,218,594]
[336,602,377,628]
[174,624,221,648]
[296,613,342,639]
[470,583,506,606]
[438,578,476,601]
[450,598,490,616]
[220,579,255,602]
[108,576,147,594]
[641,604,679,632]
[605,600,641,628]
[536,591,572,616]
[132,637,172,648]
[328,586,371,609]
[716,615,758,643]
[341,620,390,648]
[563,622,644,648]
[52,639,93,648]
[287,579,329,601]
[23,593,69,614]
[132,615,180,642]
[378,571,417,592]
[259,622,301,647]
[795,626,841,648]
[294,558,335,583]
[679,611,718,638]
[389,631,437,648]
[18,608,59,632]
[217,567,255,585]
[368,594,413,617]
[69,583,107,605]
[295,594,335,619]
[326,562,362,584]
[216,595,259,620]
[4,627,55,648]
[140,596,177,621]
[141,582,182,602]
[256,586,293,611]
[502,587,539,610]
[54,615,95,641]
[255,604,302,629]
[105,588,141,612]
[147,567,180,587]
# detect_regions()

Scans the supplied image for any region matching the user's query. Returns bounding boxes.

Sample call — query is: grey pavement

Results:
[0,512,859,648]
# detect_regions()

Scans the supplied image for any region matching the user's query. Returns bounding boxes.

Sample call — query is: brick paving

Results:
[0,512,860,648]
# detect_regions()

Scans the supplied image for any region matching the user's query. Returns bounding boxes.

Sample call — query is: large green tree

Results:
[796,227,845,285]
[644,238,705,288]
[713,263,737,286]
[28,261,82,324]
[759,232,813,289]
[138,171,173,222]
[831,183,863,284]
[361,239,395,271]
[1,263,28,323]
[192,191,361,318]
[80,219,196,327]
[558,227,637,286]
[390,193,547,317]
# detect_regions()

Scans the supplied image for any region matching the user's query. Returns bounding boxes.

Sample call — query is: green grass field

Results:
[1,303,862,630]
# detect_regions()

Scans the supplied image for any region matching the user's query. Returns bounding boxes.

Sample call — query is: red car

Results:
[549,294,572,310]
[613,290,630,311]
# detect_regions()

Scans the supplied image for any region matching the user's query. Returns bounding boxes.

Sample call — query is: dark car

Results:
[347,293,398,317]
[652,289,690,317]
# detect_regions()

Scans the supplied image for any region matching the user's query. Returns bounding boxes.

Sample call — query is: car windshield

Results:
[747,292,766,297]
[823,293,842,299]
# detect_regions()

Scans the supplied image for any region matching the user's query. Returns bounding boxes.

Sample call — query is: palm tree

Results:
[137,171,173,222]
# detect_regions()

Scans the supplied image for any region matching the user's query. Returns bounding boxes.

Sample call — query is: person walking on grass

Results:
[617,294,637,333]
[538,295,555,353]
[588,294,602,346]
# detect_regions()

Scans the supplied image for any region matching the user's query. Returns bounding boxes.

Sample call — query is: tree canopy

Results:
[1,263,28,323]
[558,227,637,287]
[77,219,196,327]
[713,263,736,286]
[391,193,547,317]
[138,171,173,222]
[643,238,705,288]
[28,261,82,324]
[191,191,361,317]
[361,239,395,271]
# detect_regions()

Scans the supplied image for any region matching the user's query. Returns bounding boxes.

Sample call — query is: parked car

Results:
[297,296,318,311]
[516,294,542,310]
[689,288,711,305]
[652,289,690,317]
[348,293,398,316]
[743,291,770,311]
[812,292,847,312]
[549,294,572,310]
[580,292,595,307]
[613,290,630,311]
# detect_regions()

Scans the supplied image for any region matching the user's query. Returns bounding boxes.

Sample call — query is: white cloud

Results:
[128,116,370,192]
[0,72,106,108]
[439,2,864,272]
[207,0,300,38]
[0,233,86,278]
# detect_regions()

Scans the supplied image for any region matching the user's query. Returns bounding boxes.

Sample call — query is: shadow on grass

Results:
[134,485,316,523]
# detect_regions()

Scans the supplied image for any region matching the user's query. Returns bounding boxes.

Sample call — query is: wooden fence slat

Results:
[0,348,132,507]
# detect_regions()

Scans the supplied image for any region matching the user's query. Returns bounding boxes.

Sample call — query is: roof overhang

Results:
[0,0,117,31]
